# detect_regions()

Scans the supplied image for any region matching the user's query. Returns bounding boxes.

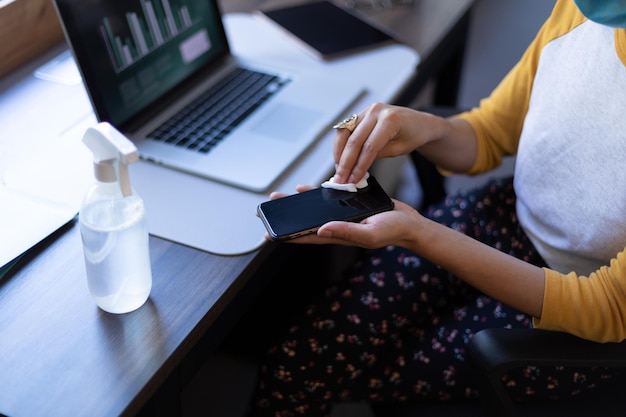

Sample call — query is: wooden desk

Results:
[0,1,473,416]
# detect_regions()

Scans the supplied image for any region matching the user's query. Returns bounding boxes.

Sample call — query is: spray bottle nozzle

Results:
[82,122,139,197]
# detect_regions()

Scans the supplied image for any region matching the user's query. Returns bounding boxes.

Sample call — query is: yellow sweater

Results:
[458,0,626,342]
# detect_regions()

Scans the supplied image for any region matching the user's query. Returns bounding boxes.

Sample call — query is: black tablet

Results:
[257,1,399,61]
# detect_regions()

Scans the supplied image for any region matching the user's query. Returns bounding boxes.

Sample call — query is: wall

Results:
[457,0,556,108]
[442,0,556,195]
[0,0,64,78]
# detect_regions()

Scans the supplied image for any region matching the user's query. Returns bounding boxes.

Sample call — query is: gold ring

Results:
[333,113,358,132]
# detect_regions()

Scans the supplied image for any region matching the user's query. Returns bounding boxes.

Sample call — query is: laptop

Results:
[51,0,363,192]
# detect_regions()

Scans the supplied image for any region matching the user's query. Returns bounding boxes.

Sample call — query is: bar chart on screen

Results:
[100,0,201,72]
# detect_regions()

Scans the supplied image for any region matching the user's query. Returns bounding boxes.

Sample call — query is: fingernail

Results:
[318,229,332,238]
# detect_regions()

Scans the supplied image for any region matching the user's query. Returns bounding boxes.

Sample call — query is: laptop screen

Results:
[53,0,230,127]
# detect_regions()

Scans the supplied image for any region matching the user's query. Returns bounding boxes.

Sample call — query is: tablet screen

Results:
[259,1,397,60]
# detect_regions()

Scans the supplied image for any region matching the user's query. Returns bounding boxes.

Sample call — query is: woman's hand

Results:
[332,102,478,185]
[264,186,423,250]
[311,198,422,248]
[332,103,440,184]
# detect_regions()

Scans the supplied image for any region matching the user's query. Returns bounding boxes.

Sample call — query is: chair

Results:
[370,328,626,417]
[468,328,626,416]
[410,107,626,416]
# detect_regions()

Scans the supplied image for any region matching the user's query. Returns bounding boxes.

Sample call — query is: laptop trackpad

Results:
[252,104,322,141]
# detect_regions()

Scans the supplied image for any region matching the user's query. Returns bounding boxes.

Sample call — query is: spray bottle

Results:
[79,122,152,314]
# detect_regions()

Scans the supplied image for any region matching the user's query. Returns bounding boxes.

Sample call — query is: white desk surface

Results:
[1,13,419,259]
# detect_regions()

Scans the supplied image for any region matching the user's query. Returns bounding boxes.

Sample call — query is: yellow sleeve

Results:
[455,0,586,175]
[533,248,626,343]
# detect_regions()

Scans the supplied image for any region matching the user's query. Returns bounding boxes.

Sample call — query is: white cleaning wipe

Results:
[321,172,370,192]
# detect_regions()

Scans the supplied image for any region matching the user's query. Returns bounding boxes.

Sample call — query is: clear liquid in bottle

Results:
[80,196,152,314]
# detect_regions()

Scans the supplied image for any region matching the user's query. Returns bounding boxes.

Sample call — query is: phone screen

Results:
[258,1,397,60]
[257,176,394,241]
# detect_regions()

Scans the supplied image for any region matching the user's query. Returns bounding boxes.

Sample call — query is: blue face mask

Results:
[574,0,626,28]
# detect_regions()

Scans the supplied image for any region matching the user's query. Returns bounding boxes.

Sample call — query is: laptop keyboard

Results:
[148,68,290,154]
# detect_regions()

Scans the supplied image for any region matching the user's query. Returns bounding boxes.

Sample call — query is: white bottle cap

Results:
[82,122,139,197]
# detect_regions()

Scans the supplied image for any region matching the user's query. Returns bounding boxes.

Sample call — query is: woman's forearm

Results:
[417,116,479,174]
[407,215,546,318]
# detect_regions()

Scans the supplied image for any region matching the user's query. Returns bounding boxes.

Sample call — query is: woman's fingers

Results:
[333,112,377,184]
[333,103,404,184]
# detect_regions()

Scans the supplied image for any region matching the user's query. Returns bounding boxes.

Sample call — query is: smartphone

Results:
[256,1,398,61]
[257,175,394,241]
